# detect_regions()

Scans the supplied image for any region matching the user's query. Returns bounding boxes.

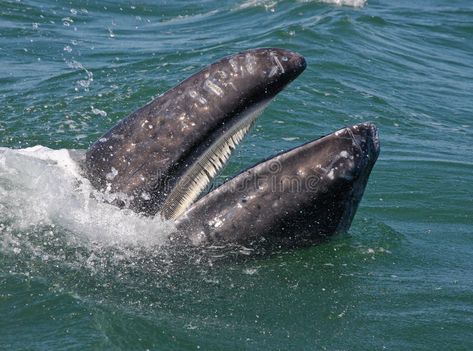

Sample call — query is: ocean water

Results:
[1,0,472,349]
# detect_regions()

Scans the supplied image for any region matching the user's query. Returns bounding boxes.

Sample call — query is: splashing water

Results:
[0,146,174,250]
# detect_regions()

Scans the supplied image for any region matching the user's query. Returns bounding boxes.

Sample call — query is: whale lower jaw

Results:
[174,122,380,248]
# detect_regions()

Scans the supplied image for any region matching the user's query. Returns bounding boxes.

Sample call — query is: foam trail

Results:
[0,146,174,247]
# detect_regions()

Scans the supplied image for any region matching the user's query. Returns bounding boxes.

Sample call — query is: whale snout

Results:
[348,122,380,163]
[288,51,307,72]
[332,122,380,185]
[262,48,307,82]
[274,48,307,73]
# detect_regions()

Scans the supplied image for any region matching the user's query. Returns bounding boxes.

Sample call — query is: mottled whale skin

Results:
[85,48,380,249]
[86,48,306,218]
[174,123,379,248]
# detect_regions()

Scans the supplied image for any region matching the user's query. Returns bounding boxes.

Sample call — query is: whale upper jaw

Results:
[174,122,380,248]
[85,48,306,219]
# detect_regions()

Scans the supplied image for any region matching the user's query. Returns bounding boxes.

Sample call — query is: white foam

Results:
[237,0,277,11]
[299,0,366,7]
[319,0,366,7]
[0,146,174,247]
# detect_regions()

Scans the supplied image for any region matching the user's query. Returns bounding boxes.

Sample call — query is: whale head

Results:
[85,48,380,249]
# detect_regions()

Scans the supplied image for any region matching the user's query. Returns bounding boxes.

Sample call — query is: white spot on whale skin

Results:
[189,90,208,107]
[204,79,224,96]
[189,90,198,98]
[191,231,206,246]
[340,150,349,158]
[229,58,239,74]
[327,169,335,180]
[208,217,224,228]
[228,81,238,91]
[335,128,347,136]
[106,167,118,181]
[245,53,257,74]
[271,53,285,74]
[215,70,228,80]
[268,65,279,77]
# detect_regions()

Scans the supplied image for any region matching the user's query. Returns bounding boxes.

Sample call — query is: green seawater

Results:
[1,0,472,350]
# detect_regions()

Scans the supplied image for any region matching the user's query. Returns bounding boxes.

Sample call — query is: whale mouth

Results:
[160,99,271,220]
[81,48,381,248]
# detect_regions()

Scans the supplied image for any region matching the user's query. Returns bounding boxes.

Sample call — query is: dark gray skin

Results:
[85,48,306,216]
[173,123,380,248]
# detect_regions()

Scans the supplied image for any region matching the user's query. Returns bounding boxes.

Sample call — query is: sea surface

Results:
[1,0,472,350]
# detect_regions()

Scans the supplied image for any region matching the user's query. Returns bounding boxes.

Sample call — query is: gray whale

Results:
[85,48,380,249]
